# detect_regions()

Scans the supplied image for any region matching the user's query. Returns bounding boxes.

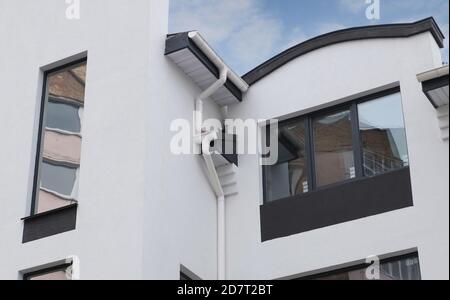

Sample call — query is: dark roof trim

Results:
[421,74,449,108]
[243,18,445,86]
[422,74,449,93]
[165,32,242,101]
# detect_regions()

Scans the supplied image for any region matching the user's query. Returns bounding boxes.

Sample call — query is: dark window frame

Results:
[30,58,87,217]
[262,86,404,203]
[298,251,421,280]
[23,262,73,280]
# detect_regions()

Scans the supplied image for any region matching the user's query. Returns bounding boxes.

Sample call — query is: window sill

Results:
[22,203,78,243]
[21,203,78,221]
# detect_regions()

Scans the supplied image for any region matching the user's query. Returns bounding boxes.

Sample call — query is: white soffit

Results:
[418,65,449,108]
[165,33,245,106]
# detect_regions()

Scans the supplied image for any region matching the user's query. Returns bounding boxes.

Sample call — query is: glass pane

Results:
[48,64,86,104]
[46,100,81,133]
[358,93,409,177]
[26,266,72,280]
[35,62,86,214]
[40,162,77,196]
[265,120,309,202]
[304,253,421,280]
[313,109,355,187]
[380,255,421,280]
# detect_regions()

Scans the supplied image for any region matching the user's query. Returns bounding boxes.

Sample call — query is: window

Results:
[265,119,309,202]
[263,88,409,203]
[358,93,409,177]
[313,109,355,187]
[299,252,421,280]
[32,60,87,215]
[23,263,72,280]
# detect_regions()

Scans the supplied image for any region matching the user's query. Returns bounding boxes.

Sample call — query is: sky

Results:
[169,0,449,75]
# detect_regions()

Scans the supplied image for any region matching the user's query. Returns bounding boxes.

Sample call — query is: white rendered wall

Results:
[143,0,222,279]
[0,0,150,279]
[228,32,449,280]
[1,1,447,281]
[0,0,221,280]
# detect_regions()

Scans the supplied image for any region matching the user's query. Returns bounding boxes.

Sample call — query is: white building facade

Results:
[0,0,448,280]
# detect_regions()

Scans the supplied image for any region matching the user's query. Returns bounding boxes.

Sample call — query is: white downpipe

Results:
[202,131,223,198]
[202,129,227,280]
[217,195,226,280]
[190,30,248,280]
[195,66,228,280]
[194,68,228,144]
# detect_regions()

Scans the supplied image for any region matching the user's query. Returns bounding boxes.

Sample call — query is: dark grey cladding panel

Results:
[244,18,445,86]
[165,32,242,102]
[260,167,413,242]
[22,204,78,243]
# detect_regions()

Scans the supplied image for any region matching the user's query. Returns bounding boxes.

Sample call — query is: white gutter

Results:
[188,31,249,93]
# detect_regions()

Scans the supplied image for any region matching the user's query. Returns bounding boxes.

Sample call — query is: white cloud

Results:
[317,23,347,35]
[227,16,283,72]
[169,0,305,74]
[170,0,257,45]
[283,27,307,50]
[388,0,446,12]
[339,0,366,14]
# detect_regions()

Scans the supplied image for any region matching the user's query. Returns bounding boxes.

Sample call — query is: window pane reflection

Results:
[35,62,86,214]
[302,253,421,280]
[313,109,355,187]
[46,100,81,133]
[40,162,77,196]
[25,265,72,280]
[265,120,309,202]
[28,270,69,280]
[358,93,409,177]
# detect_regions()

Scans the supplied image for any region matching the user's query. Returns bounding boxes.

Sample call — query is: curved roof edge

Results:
[243,17,445,86]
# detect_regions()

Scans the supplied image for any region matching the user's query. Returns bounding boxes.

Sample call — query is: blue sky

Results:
[169,0,449,75]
